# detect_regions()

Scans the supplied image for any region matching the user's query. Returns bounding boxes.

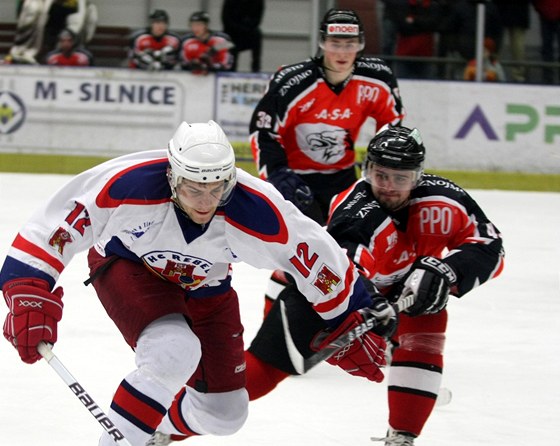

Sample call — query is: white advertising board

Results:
[0,65,559,173]
[398,80,560,173]
[0,65,213,156]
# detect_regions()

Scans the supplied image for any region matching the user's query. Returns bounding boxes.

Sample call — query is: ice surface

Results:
[1,173,559,445]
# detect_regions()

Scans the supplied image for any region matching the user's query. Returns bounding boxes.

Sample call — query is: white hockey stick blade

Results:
[436,386,452,407]
[38,342,132,446]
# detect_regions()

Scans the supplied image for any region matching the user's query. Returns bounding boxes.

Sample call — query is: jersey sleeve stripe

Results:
[12,233,65,273]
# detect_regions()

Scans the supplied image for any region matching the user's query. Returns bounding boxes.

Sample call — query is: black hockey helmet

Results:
[363,125,425,189]
[57,28,77,42]
[366,125,425,170]
[319,8,364,44]
[189,11,210,23]
[149,9,169,23]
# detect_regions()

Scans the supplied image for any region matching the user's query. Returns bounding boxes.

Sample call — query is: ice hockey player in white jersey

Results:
[0,120,396,445]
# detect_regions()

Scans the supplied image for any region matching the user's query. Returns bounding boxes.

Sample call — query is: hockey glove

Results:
[312,305,390,382]
[358,275,398,338]
[402,256,457,317]
[267,167,314,212]
[3,278,64,364]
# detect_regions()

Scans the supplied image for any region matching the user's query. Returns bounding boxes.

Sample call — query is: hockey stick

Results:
[281,292,416,375]
[37,342,132,446]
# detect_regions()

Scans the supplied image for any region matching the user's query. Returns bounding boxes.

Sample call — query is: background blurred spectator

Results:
[8,0,97,65]
[179,11,233,75]
[463,36,506,81]
[391,0,446,79]
[128,9,180,71]
[439,0,503,80]
[379,0,400,67]
[44,27,93,66]
[531,0,560,84]
[494,0,531,82]
[221,0,264,72]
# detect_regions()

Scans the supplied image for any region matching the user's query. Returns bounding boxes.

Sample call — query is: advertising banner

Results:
[400,81,560,173]
[0,66,213,156]
[1,65,559,173]
[214,72,271,144]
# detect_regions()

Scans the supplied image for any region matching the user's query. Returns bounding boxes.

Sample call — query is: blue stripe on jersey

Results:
[96,159,171,208]
[0,256,57,289]
[223,183,288,243]
[104,237,143,263]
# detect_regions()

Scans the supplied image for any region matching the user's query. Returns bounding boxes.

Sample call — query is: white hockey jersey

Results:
[0,150,371,324]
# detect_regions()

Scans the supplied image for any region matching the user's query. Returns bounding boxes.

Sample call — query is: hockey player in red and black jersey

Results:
[245,125,505,446]
[244,9,407,403]
[45,28,93,67]
[249,5,405,322]
[128,9,180,71]
[250,8,404,225]
[179,11,234,75]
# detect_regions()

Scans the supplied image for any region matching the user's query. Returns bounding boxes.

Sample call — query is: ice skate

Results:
[146,432,172,446]
[371,427,415,445]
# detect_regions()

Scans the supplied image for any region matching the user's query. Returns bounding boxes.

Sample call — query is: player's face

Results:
[58,36,74,52]
[190,21,208,38]
[321,37,361,72]
[175,179,225,224]
[367,165,416,211]
[151,20,167,37]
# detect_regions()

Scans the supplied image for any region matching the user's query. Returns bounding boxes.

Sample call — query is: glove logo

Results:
[419,257,457,283]
[333,342,354,361]
[18,300,43,309]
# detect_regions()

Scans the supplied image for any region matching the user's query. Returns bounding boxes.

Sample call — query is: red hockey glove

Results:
[313,305,389,382]
[402,256,457,317]
[3,278,64,364]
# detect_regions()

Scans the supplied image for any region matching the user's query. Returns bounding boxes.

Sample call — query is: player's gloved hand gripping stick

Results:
[281,292,416,376]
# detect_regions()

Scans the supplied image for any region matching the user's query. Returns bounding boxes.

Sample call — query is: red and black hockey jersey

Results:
[128,30,181,70]
[327,174,505,297]
[179,31,233,73]
[249,57,405,179]
[45,48,93,66]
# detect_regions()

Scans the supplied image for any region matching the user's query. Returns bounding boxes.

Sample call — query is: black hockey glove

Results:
[267,167,314,212]
[401,256,457,317]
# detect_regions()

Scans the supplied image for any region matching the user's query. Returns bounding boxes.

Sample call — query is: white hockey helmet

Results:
[168,120,236,202]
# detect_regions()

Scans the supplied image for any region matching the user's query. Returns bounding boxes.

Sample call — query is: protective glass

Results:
[364,163,422,191]
[176,177,233,207]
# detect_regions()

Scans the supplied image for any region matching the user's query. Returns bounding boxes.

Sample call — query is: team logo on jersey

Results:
[48,227,74,255]
[313,264,341,294]
[142,250,211,288]
[296,123,349,164]
[0,91,26,135]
